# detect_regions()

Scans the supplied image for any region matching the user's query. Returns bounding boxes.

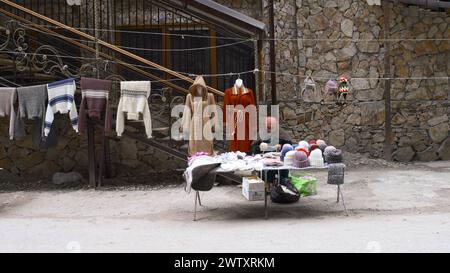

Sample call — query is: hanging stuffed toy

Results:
[338,76,349,101]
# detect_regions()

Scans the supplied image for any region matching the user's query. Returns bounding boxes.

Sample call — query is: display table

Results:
[215,163,347,219]
[188,153,348,220]
[257,164,347,219]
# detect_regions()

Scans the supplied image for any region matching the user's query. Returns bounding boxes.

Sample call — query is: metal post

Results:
[197,191,202,207]
[383,0,392,161]
[337,185,340,203]
[87,119,96,187]
[268,0,277,105]
[257,34,264,104]
[194,191,198,221]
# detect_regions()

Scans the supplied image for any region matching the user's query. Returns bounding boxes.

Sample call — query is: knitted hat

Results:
[327,149,343,164]
[325,79,338,94]
[294,147,310,157]
[293,151,310,168]
[284,150,296,166]
[280,144,293,161]
[323,146,337,162]
[309,149,324,167]
[318,143,328,153]
[310,144,319,152]
[298,141,309,152]
[327,163,345,185]
[338,76,349,94]
[316,139,327,146]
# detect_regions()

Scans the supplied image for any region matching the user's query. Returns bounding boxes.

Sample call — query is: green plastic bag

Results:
[289,172,317,197]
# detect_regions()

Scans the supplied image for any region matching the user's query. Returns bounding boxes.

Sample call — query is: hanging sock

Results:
[116,81,152,138]
[44,78,78,137]
[78,77,112,136]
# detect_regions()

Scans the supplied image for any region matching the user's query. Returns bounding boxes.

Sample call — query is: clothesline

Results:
[2,50,448,82]
[20,23,256,52]
[21,23,450,42]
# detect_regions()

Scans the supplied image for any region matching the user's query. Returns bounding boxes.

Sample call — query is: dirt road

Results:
[1,162,450,252]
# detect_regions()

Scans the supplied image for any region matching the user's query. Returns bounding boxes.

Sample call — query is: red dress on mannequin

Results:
[223,85,256,153]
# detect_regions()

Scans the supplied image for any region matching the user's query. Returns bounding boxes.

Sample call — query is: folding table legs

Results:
[197,191,202,207]
[193,191,203,221]
[193,191,198,221]
[337,185,349,216]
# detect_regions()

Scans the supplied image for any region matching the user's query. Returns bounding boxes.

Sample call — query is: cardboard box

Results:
[242,176,265,201]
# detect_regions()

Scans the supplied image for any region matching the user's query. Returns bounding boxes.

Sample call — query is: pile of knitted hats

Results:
[279,139,344,168]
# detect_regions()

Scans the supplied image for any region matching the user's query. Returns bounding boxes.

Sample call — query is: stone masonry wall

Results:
[259,0,450,161]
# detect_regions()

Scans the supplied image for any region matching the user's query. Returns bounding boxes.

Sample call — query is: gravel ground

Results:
[0,160,450,252]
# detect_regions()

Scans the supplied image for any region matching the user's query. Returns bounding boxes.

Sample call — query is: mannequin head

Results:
[235,78,243,89]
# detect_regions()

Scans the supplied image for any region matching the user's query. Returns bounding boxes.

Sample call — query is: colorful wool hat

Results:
[293,151,310,168]
[325,79,338,94]
[318,143,328,153]
[309,149,324,167]
[295,147,310,157]
[338,76,349,94]
[284,150,296,166]
[298,141,310,152]
[323,145,337,162]
[280,144,293,161]
[310,144,319,152]
[316,139,327,146]
[327,149,343,164]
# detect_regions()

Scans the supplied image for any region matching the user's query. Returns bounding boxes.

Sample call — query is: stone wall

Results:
[0,117,185,179]
[256,0,450,161]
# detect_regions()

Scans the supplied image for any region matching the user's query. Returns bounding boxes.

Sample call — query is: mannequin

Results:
[182,76,217,156]
[223,78,255,153]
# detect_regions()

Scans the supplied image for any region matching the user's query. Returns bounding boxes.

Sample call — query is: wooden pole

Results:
[268,0,277,105]
[383,0,392,161]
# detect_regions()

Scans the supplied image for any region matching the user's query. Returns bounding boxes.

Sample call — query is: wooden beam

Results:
[0,0,224,96]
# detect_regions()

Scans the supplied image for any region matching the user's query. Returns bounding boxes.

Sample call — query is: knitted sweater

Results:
[78,77,112,135]
[14,85,47,138]
[116,81,152,138]
[0,87,17,140]
[44,78,78,137]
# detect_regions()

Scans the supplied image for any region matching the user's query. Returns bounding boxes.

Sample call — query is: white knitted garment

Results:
[116,81,152,138]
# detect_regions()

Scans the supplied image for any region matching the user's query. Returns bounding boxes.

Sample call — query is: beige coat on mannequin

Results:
[182,76,218,156]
